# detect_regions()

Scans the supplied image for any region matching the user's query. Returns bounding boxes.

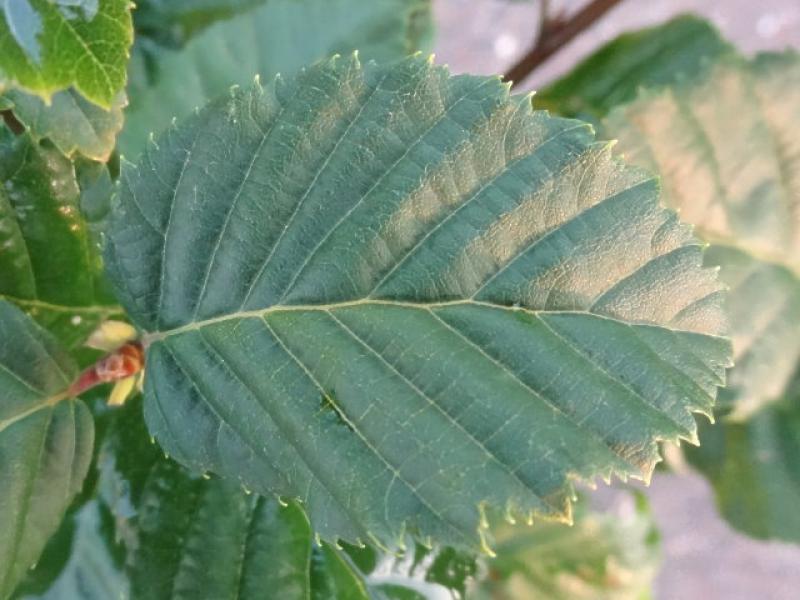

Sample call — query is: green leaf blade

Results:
[0,301,93,600]
[0,0,133,108]
[107,56,730,550]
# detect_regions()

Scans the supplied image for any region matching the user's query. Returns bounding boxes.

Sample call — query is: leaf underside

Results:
[0,301,92,600]
[604,51,800,418]
[106,55,730,551]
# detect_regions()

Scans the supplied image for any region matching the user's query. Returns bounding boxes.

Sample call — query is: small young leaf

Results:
[0,301,93,600]
[603,52,800,418]
[120,0,434,157]
[0,0,133,108]
[106,55,730,551]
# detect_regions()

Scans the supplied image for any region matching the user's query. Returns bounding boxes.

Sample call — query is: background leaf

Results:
[0,301,93,600]
[0,125,122,356]
[534,15,732,122]
[106,55,730,551]
[0,89,126,161]
[603,51,800,418]
[119,0,434,157]
[475,493,660,600]
[0,0,133,108]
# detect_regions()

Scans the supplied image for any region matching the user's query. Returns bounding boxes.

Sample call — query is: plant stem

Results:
[503,0,626,88]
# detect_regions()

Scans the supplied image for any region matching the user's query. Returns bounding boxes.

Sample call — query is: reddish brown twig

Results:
[69,341,144,397]
[503,0,626,88]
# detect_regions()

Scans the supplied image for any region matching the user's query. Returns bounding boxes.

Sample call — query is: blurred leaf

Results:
[0,124,122,355]
[0,301,93,600]
[536,15,732,123]
[686,397,800,543]
[0,88,126,161]
[603,51,800,418]
[476,494,660,600]
[106,54,729,552]
[0,0,133,108]
[14,502,127,600]
[133,0,267,46]
[120,0,434,157]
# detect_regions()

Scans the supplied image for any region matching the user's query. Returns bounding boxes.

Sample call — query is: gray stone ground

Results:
[433,2,800,599]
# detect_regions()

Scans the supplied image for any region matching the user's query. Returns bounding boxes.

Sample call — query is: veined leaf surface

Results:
[604,52,800,418]
[0,0,133,108]
[0,301,93,600]
[106,56,731,550]
[120,0,433,157]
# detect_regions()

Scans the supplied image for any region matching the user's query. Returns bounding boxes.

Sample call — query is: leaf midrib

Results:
[145,298,725,343]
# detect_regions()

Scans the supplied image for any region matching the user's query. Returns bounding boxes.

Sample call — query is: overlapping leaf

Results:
[120,0,433,156]
[604,51,800,418]
[0,0,133,108]
[0,301,93,600]
[106,55,730,551]
[0,125,122,354]
[0,89,126,161]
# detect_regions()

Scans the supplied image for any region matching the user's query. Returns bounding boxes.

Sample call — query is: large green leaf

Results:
[535,15,732,122]
[0,89,126,161]
[686,396,800,543]
[603,51,800,418]
[105,55,730,551]
[475,493,660,600]
[0,0,133,108]
[0,301,93,600]
[0,125,121,352]
[120,0,433,157]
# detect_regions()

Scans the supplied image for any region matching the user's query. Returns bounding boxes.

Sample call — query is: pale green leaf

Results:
[604,51,800,418]
[0,88,126,161]
[0,0,133,108]
[105,55,730,551]
[475,493,660,600]
[0,125,122,353]
[0,301,93,600]
[119,0,433,157]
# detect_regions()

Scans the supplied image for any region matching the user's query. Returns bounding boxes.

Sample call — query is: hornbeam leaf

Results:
[120,0,434,157]
[0,301,93,600]
[604,52,800,418]
[0,125,122,354]
[686,396,800,543]
[105,55,731,550]
[0,0,133,108]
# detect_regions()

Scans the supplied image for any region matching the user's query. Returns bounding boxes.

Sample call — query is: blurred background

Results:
[433,2,800,599]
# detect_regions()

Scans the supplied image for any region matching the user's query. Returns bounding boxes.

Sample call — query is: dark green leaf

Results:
[0,0,133,108]
[120,0,434,157]
[0,301,93,600]
[477,493,660,600]
[686,398,800,543]
[106,55,730,551]
[603,51,800,418]
[0,88,126,161]
[0,125,122,352]
[536,15,732,122]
